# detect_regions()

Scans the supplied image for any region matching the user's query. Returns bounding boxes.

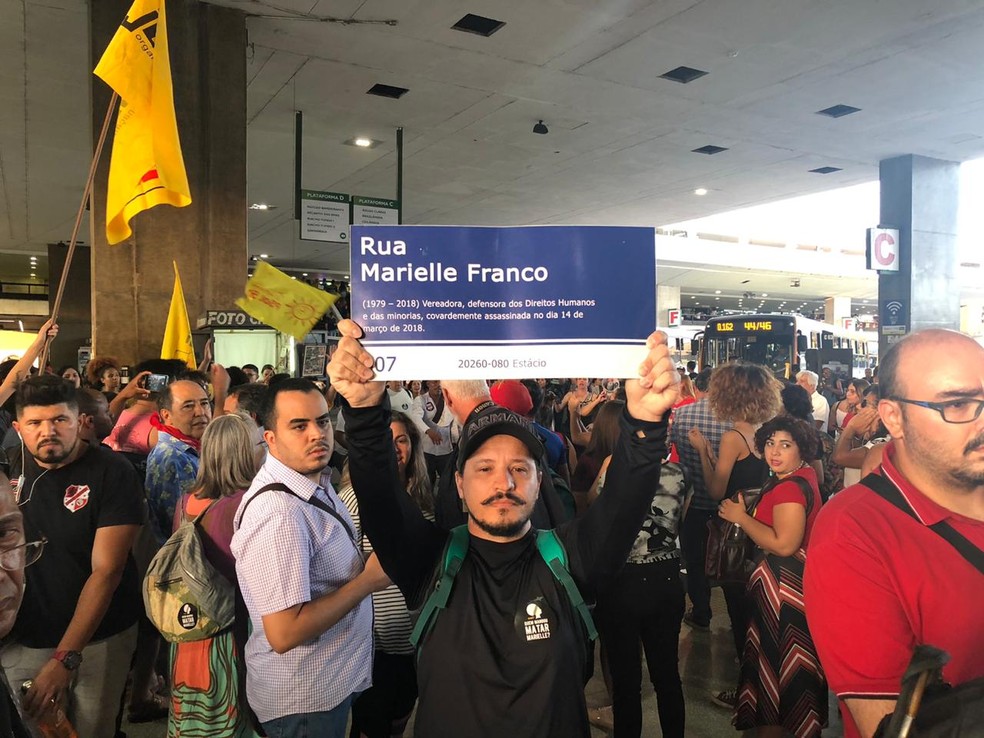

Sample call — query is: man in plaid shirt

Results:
[669,368,729,629]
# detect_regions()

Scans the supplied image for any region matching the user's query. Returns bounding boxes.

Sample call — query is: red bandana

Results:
[149,414,202,451]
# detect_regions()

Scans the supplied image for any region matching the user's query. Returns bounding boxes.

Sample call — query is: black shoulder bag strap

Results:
[237,482,356,541]
[861,473,984,576]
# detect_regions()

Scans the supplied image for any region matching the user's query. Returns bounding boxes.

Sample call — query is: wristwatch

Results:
[52,650,83,671]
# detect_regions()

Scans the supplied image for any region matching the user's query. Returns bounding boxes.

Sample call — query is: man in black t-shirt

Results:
[330,320,681,737]
[2,376,143,738]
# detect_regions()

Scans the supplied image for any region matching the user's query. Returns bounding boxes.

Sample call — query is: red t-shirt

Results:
[753,466,822,549]
[804,442,984,738]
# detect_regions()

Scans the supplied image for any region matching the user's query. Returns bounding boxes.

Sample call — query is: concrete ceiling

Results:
[3,0,984,312]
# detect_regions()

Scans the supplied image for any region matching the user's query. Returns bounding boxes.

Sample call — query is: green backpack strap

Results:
[410,525,470,648]
[536,529,597,641]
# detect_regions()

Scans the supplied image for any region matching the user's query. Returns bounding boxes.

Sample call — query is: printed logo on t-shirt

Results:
[178,603,199,630]
[522,597,551,641]
[63,485,91,513]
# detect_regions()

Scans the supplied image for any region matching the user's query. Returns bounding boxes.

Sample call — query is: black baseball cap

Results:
[456,405,545,473]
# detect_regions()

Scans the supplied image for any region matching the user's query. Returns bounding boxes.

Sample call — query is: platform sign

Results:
[352,196,399,226]
[668,309,681,327]
[300,190,350,243]
[350,225,658,379]
[866,227,900,272]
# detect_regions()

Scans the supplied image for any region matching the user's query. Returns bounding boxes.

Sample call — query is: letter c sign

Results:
[866,227,900,273]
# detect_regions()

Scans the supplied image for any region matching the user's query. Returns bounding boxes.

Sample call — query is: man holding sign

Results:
[328,319,679,737]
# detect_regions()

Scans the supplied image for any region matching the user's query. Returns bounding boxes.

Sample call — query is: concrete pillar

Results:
[657,285,681,327]
[824,296,851,328]
[877,155,961,357]
[47,244,92,371]
[88,0,247,364]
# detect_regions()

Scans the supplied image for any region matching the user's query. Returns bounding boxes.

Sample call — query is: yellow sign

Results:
[236,262,339,341]
[94,0,192,244]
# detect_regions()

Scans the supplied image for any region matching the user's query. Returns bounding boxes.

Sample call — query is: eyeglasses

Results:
[0,537,46,572]
[890,397,984,424]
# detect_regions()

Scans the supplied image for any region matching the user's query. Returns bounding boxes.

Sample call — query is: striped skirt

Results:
[734,550,828,738]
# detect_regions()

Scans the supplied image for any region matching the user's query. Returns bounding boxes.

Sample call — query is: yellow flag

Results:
[162,261,196,369]
[94,0,191,245]
[236,262,339,341]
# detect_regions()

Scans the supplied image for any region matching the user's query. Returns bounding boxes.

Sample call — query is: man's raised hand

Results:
[623,330,681,422]
[327,320,386,408]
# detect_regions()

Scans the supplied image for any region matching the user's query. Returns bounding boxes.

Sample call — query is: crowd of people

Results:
[0,318,979,738]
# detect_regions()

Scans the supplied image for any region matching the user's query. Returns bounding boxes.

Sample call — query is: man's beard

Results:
[34,439,76,465]
[467,492,532,538]
[469,514,530,539]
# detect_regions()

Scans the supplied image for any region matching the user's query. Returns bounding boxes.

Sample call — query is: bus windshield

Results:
[704,335,792,378]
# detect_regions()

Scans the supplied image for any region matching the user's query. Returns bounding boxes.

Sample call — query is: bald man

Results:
[804,330,984,738]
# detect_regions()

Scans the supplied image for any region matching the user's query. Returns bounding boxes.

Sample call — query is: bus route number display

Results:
[714,320,773,333]
[349,224,658,380]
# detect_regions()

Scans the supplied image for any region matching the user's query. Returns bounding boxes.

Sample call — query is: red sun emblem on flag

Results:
[288,301,318,321]
[64,485,91,513]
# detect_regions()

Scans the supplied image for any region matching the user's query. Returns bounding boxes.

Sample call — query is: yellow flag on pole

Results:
[161,261,196,369]
[236,262,339,341]
[94,0,191,245]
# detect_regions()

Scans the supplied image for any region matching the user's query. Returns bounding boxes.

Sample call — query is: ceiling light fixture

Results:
[259,254,269,258]
[249,203,269,210]
[714,289,721,294]
[354,137,373,147]
[694,187,708,196]
[533,120,548,135]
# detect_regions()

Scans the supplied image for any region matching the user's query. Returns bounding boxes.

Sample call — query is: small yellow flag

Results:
[161,261,196,369]
[94,0,191,245]
[236,262,339,341]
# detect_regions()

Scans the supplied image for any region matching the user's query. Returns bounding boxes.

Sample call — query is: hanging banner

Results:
[300,190,350,242]
[350,225,657,379]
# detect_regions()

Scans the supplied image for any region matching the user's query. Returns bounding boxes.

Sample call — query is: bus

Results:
[699,313,876,380]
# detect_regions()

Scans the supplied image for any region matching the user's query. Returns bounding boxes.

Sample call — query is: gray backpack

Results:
[143,502,236,643]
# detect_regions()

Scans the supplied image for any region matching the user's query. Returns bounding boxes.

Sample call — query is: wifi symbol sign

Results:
[883,299,906,326]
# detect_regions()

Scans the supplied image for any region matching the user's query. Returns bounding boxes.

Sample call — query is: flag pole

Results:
[39,91,119,370]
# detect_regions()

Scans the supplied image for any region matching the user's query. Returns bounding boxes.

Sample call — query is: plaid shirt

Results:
[232,454,372,723]
[669,398,730,511]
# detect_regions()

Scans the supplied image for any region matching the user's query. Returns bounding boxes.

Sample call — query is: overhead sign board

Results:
[352,196,399,226]
[866,227,900,272]
[300,190,350,243]
[350,225,657,379]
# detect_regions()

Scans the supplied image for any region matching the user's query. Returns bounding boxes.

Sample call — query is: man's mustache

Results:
[964,433,984,455]
[481,492,525,506]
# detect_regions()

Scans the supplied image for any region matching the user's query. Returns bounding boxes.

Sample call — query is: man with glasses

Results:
[805,329,984,738]
[0,474,43,737]
[2,376,144,738]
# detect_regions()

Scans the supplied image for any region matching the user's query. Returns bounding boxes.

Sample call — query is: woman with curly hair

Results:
[719,414,827,738]
[86,355,122,399]
[338,411,433,738]
[686,363,780,707]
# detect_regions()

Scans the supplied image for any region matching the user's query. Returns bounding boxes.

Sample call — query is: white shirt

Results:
[387,387,414,415]
[231,455,372,722]
[811,391,831,434]
[410,393,453,456]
